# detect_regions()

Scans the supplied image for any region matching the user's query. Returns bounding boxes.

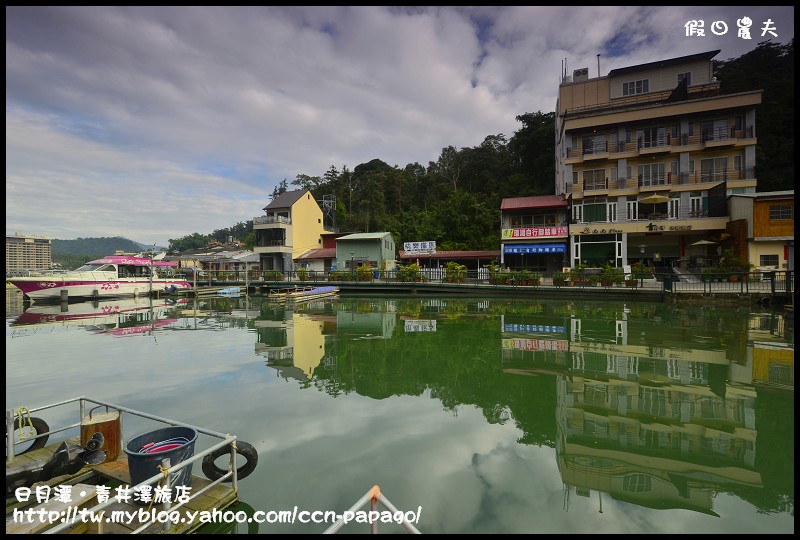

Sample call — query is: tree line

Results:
[168,40,793,254]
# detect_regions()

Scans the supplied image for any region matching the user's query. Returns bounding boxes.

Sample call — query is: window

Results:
[582,197,607,223]
[623,474,653,493]
[677,72,691,86]
[734,155,744,179]
[700,157,728,182]
[769,205,793,220]
[623,79,649,96]
[638,163,666,186]
[760,254,779,267]
[583,169,606,191]
[627,197,638,221]
[572,171,579,185]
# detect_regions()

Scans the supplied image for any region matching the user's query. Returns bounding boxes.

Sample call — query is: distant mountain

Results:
[52,237,166,255]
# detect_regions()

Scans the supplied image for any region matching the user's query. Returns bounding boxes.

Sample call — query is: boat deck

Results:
[6,438,238,534]
[6,396,252,535]
[6,437,238,534]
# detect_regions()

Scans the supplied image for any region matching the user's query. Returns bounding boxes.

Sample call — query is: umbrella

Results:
[690,240,717,246]
[639,193,670,205]
[640,193,670,219]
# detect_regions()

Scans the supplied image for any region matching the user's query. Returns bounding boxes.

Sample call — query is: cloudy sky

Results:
[6,6,795,247]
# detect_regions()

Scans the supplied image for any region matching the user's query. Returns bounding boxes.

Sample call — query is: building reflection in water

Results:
[497,302,794,515]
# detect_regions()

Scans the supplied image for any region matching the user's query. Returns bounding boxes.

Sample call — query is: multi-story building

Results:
[555,50,761,271]
[6,233,52,273]
[500,195,570,272]
[253,189,328,273]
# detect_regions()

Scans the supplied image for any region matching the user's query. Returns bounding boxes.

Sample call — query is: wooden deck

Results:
[6,438,239,534]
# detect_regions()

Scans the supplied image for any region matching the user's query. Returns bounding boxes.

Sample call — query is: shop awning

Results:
[503,243,566,254]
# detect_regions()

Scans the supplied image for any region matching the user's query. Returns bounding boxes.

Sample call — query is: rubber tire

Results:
[202,440,258,482]
[7,416,49,455]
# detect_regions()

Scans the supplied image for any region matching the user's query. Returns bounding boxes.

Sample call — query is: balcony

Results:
[253,215,292,226]
[702,125,754,147]
[565,124,755,164]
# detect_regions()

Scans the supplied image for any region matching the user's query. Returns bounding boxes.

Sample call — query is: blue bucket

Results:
[124,426,198,493]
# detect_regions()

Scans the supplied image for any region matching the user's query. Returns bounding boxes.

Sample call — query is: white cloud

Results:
[5,6,794,245]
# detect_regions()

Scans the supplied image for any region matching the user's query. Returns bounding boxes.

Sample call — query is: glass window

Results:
[769,205,792,220]
[760,254,779,267]
[677,72,691,86]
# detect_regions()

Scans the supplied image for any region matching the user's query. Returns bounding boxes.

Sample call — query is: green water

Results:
[5,290,794,533]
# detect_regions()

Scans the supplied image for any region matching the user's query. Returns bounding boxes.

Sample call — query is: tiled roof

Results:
[337,232,392,240]
[263,190,308,210]
[608,50,720,77]
[296,248,336,260]
[398,250,499,259]
[501,195,568,210]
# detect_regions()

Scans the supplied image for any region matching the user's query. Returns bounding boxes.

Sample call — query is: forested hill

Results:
[52,237,160,255]
[51,237,168,270]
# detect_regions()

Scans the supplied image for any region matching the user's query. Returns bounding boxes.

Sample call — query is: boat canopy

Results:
[86,256,178,267]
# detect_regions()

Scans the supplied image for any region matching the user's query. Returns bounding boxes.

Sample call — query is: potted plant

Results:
[720,248,754,282]
[297,267,309,281]
[397,263,422,283]
[264,270,284,281]
[357,263,373,282]
[444,261,467,284]
[599,263,624,287]
[530,272,542,286]
[552,271,568,286]
[570,263,590,286]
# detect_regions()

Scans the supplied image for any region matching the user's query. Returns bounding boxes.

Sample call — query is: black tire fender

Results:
[7,416,49,455]
[202,440,258,482]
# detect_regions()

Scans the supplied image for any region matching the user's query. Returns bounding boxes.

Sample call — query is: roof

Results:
[608,50,720,78]
[337,232,393,241]
[398,250,500,260]
[501,195,568,211]
[296,248,336,260]
[231,252,259,263]
[263,190,308,211]
[729,190,794,200]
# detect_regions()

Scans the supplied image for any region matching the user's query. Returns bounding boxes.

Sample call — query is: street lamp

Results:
[350,252,355,279]
[638,245,647,287]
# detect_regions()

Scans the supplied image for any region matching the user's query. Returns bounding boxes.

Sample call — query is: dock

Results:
[6,397,255,534]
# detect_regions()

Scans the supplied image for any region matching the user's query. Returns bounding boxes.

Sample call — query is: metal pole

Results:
[6,410,15,464]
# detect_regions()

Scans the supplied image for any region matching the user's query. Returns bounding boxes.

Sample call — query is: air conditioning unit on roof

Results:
[573,68,589,82]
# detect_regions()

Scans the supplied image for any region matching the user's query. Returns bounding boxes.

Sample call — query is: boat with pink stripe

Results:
[8,255,192,303]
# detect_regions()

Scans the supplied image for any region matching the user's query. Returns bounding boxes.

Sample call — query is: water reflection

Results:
[6,289,794,532]
[9,296,189,337]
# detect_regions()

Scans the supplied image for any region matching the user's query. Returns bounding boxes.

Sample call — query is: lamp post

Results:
[350,252,355,280]
[638,245,647,287]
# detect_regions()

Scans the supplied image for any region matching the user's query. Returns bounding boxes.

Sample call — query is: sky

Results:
[6,6,795,248]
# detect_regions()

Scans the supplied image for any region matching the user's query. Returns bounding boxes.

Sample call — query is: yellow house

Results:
[253,190,327,274]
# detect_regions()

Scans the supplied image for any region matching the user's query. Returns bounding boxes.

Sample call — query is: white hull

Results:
[9,273,191,303]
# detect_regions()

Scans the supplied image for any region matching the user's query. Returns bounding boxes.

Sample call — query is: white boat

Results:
[10,296,188,335]
[7,255,192,303]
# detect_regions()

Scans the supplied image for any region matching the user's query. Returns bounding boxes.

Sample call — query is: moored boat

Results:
[7,255,192,303]
[268,285,339,302]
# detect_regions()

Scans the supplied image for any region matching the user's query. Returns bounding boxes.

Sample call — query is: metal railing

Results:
[188,269,793,299]
[7,396,242,534]
[323,485,421,534]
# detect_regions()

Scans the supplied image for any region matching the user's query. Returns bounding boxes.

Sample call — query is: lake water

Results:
[5,288,794,534]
